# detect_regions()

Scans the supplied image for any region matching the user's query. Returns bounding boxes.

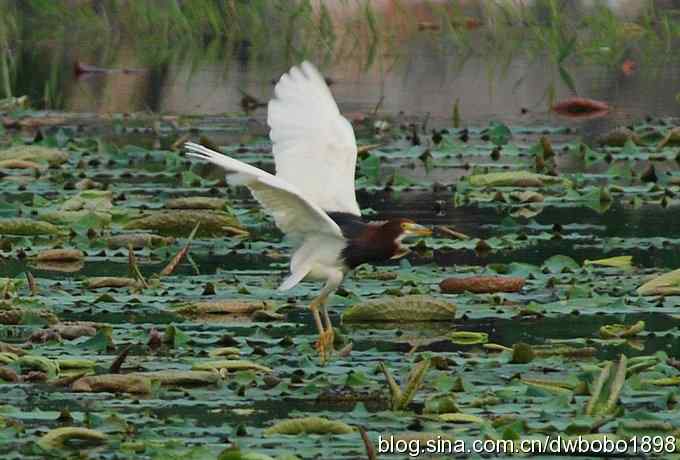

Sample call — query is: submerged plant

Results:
[380,358,431,411]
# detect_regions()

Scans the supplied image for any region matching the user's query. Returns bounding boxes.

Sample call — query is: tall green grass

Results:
[2,0,680,105]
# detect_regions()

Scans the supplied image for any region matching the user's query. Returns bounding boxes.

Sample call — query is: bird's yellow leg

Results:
[320,302,334,353]
[309,296,325,341]
[310,294,333,364]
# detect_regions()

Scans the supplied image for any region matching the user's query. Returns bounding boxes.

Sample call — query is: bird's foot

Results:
[316,327,335,365]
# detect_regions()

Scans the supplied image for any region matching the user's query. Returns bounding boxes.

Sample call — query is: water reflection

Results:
[7,0,680,131]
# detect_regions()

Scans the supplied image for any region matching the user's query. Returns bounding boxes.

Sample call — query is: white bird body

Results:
[185,141,348,293]
[185,61,358,295]
[186,62,431,362]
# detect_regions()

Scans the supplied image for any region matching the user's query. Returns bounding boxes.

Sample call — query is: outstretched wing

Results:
[268,61,360,216]
[184,143,343,240]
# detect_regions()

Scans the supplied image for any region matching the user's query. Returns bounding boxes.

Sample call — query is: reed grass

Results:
[1,0,679,104]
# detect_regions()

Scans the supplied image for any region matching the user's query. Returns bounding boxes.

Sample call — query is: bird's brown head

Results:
[380,218,432,259]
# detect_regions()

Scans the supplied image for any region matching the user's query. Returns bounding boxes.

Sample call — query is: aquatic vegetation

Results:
[341,295,456,322]
[1,0,680,112]
[2,16,680,456]
[0,0,680,450]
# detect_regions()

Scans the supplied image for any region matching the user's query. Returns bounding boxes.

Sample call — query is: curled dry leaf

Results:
[31,260,84,273]
[509,191,544,203]
[0,159,44,170]
[468,171,571,188]
[637,268,680,296]
[159,222,200,276]
[57,358,96,370]
[640,376,680,387]
[0,218,63,236]
[0,307,59,325]
[380,358,431,411]
[29,329,61,343]
[148,328,162,350]
[60,190,112,211]
[342,295,456,322]
[357,143,383,155]
[14,116,69,129]
[417,21,440,31]
[107,233,175,249]
[586,355,627,416]
[40,210,111,228]
[599,320,645,339]
[400,358,431,410]
[435,226,470,240]
[85,277,141,289]
[656,127,680,150]
[596,127,642,146]
[165,196,229,210]
[192,359,272,373]
[440,276,525,294]
[0,145,69,165]
[217,447,277,460]
[0,95,29,111]
[75,178,103,190]
[175,300,274,318]
[263,416,354,435]
[32,249,84,262]
[31,323,97,342]
[16,355,59,376]
[0,341,26,355]
[355,270,398,280]
[533,345,597,358]
[124,210,244,237]
[552,97,609,118]
[37,427,107,450]
[132,370,220,386]
[584,256,632,269]
[72,374,153,394]
[449,331,488,345]
[521,379,573,397]
[438,413,485,424]
[54,323,99,339]
[208,347,240,358]
[0,365,20,382]
[621,59,637,76]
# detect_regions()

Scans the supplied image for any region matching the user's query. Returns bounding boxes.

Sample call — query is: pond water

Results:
[11,1,680,130]
[2,1,680,459]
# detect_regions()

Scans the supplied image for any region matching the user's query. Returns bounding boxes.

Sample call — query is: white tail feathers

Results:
[184,142,265,187]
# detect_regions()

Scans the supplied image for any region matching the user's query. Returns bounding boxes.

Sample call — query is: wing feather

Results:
[184,143,343,240]
[268,61,360,216]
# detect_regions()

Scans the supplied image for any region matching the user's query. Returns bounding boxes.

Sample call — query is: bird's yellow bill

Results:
[402,223,432,237]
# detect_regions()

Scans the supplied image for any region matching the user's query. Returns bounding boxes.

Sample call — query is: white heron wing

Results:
[268,61,360,216]
[184,143,343,240]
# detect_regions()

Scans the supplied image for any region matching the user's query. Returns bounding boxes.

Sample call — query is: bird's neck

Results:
[341,223,401,269]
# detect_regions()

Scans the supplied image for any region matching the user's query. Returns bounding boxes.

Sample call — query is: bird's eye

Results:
[400,222,408,230]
